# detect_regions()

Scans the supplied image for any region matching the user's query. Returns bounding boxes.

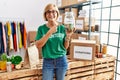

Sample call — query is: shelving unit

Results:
[58,0,101,39]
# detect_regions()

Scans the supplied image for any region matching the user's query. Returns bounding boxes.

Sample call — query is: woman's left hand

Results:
[66,28,76,39]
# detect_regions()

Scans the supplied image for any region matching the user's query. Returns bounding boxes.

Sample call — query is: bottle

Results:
[96,44,100,54]
[102,44,107,54]
[6,62,12,72]
[0,61,6,70]
[102,44,107,57]
[64,11,75,32]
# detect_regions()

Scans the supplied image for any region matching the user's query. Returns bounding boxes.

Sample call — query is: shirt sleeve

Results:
[35,27,42,41]
[61,25,66,42]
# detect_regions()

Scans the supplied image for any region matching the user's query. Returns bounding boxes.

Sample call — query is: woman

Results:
[35,3,73,80]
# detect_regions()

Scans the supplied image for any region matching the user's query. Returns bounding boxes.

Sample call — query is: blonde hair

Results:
[43,4,60,21]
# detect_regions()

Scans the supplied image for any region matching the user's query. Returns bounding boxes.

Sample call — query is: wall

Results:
[0,0,56,31]
[0,0,56,59]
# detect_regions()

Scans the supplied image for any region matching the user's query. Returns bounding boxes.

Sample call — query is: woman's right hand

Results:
[35,26,57,49]
[50,26,57,34]
[47,21,58,34]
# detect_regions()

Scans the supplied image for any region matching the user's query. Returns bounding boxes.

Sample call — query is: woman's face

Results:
[45,7,58,22]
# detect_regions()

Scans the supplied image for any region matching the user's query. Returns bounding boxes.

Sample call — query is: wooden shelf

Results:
[0,54,115,80]
[0,68,42,80]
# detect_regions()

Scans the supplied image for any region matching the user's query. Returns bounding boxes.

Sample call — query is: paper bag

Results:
[23,50,30,68]
[24,45,40,69]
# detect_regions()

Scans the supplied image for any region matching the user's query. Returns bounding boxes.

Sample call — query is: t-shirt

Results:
[35,24,67,59]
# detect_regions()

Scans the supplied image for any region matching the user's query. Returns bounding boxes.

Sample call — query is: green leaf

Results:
[12,56,22,65]
[1,53,7,61]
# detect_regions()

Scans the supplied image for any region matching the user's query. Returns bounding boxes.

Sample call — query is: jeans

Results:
[42,55,68,80]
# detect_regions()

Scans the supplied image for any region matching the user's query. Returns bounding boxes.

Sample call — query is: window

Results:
[111,7,120,19]
[109,21,120,33]
[83,0,120,79]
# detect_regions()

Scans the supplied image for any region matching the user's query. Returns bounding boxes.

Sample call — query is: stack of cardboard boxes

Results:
[56,0,88,7]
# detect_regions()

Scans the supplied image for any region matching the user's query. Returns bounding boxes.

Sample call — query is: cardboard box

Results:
[68,0,78,5]
[28,31,36,44]
[71,33,100,44]
[84,17,96,27]
[82,32,100,44]
[70,39,96,60]
[62,0,69,7]
[90,35,100,44]
[75,17,85,31]
[71,33,87,40]
[78,0,87,2]
[65,8,78,18]
[61,0,87,7]
[68,0,87,6]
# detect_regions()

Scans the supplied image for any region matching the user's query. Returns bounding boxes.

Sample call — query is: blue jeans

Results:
[42,55,68,80]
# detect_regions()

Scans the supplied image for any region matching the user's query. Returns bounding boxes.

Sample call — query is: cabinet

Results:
[57,0,101,39]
